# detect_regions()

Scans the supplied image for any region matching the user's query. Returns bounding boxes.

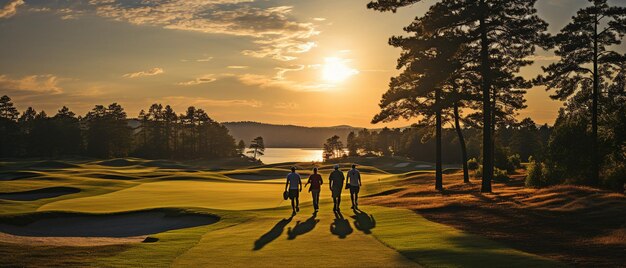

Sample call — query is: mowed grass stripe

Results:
[38,175,384,212]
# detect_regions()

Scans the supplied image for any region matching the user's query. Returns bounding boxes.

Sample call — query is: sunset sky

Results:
[0,0,624,127]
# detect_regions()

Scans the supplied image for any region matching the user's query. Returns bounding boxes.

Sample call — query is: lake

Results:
[259,148,324,164]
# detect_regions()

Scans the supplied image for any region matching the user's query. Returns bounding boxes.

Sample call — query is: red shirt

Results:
[308,174,323,190]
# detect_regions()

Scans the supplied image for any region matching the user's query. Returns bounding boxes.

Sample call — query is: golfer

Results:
[346,164,362,209]
[285,166,302,215]
[305,167,323,212]
[328,164,345,212]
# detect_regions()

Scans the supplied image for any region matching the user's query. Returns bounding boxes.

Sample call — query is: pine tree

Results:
[536,0,626,186]
[0,95,19,121]
[248,136,265,160]
[237,140,246,156]
[368,0,548,192]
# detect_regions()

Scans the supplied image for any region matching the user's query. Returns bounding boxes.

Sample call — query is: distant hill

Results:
[222,121,367,148]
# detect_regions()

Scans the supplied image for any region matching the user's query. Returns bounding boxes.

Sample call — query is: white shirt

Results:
[347,168,361,186]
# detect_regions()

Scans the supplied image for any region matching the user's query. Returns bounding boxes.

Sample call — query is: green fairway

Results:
[0,159,562,267]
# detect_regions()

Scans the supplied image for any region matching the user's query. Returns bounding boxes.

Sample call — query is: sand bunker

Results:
[0,209,219,238]
[394,162,410,168]
[28,161,78,169]
[0,171,40,181]
[140,160,187,169]
[0,187,80,201]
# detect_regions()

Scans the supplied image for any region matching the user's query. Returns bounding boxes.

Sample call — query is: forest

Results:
[359,0,626,193]
[0,95,237,160]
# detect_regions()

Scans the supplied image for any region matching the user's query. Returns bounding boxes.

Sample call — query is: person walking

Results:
[305,167,323,212]
[346,164,362,209]
[328,164,345,212]
[285,166,302,216]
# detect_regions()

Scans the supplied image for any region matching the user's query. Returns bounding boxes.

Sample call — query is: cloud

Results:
[84,1,319,61]
[0,74,63,95]
[122,67,164,78]
[236,73,333,92]
[274,102,298,109]
[177,74,217,86]
[227,65,249,69]
[234,63,335,92]
[160,96,262,108]
[312,17,326,21]
[181,56,213,62]
[275,65,305,79]
[0,0,24,18]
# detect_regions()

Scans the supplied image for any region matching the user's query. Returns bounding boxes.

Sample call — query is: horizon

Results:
[1,0,624,128]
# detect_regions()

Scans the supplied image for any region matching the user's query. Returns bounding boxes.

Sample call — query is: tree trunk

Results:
[591,12,599,186]
[435,87,443,190]
[454,101,469,183]
[480,0,493,193]
[491,87,497,173]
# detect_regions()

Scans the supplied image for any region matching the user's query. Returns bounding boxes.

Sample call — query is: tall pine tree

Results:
[536,0,626,186]
[368,0,548,192]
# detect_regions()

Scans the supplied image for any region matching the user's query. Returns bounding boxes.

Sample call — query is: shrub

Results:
[541,162,566,186]
[474,165,482,178]
[493,168,510,182]
[525,160,543,187]
[493,145,511,171]
[508,154,522,169]
[467,158,480,170]
[474,165,509,181]
[602,162,626,193]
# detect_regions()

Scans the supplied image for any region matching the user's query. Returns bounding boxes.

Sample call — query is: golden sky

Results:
[0,0,624,127]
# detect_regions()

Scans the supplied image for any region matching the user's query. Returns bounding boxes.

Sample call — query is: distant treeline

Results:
[223,121,364,148]
[0,95,236,159]
[343,117,550,166]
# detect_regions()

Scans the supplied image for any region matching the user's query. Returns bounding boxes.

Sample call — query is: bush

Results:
[474,165,482,178]
[602,163,626,193]
[508,154,522,169]
[541,162,566,186]
[467,158,480,170]
[493,168,510,182]
[525,161,543,187]
[474,165,509,181]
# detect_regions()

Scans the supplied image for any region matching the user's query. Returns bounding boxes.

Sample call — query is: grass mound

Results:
[97,159,140,167]
[222,168,289,180]
[0,187,80,201]
[0,208,219,237]
[28,161,78,169]
[140,160,187,169]
[521,185,626,212]
[92,173,142,180]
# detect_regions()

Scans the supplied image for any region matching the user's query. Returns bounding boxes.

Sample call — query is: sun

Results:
[322,57,358,83]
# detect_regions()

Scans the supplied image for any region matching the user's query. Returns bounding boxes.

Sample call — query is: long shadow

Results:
[287,212,319,240]
[253,216,293,250]
[351,208,376,234]
[330,211,353,239]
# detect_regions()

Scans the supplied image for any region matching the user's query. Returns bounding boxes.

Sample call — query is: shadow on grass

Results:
[253,217,293,250]
[0,243,129,267]
[330,211,353,239]
[287,212,319,240]
[351,209,376,234]
[398,247,559,268]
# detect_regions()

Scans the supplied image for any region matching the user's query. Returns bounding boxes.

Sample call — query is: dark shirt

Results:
[329,170,345,189]
[308,174,323,190]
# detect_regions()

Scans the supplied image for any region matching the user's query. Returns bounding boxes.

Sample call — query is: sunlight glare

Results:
[322,57,358,83]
